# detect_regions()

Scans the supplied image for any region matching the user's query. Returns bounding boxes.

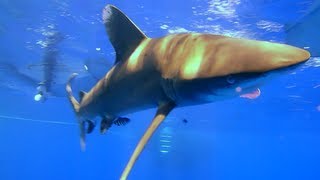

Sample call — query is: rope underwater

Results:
[0,114,76,126]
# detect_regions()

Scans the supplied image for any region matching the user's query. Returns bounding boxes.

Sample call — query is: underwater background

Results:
[1,0,320,179]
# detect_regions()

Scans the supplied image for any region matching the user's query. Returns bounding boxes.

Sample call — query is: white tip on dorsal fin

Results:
[102,5,147,64]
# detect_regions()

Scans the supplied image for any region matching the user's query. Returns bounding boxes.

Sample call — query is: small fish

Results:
[100,116,130,134]
[113,117,130,126]
[100,116,113,134]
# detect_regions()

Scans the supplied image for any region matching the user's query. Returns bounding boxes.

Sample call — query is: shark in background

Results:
[0,26,107,102]
[0,61,70,99]
[0,27,66,102]
[66,5,311,179]
[0,62,39,95]
[285,0,320,56]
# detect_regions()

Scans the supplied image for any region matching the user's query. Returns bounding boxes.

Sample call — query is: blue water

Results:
[1,0,320,179]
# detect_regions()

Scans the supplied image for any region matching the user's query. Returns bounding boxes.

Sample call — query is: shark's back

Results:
[150,33,310,81]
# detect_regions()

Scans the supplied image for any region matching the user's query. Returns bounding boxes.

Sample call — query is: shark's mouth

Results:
[236,87,261,99]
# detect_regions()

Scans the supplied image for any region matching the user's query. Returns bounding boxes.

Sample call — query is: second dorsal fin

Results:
[102,5,147,64]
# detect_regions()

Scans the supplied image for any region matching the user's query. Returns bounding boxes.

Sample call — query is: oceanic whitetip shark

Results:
[285,1,320,56]
[66,4,311,179]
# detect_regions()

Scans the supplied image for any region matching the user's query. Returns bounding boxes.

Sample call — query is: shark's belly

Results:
[162,76,241,106]
[161,78,210,106]
[98,76,170,116]
[81,91,158,118]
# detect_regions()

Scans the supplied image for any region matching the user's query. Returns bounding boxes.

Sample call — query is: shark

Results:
[285,1,320,56]
[66,4,311,180]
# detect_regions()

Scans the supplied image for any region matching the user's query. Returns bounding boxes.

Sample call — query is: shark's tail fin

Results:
[66,73,80,112]
[66,73,86,150]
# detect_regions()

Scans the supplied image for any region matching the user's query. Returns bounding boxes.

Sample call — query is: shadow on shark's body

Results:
[0,61,71,98]
[66,5,310,179]
[0,62,39,94]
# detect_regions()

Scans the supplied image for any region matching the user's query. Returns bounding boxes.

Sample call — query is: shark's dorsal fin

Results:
[79,91,87,103]
[102,5,147,64]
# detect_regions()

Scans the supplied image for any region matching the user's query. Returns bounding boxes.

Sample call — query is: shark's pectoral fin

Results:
[120,102,176,180]
[113,117,130,126]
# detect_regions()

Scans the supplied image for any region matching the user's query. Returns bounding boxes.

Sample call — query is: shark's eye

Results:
[226,75,235,84]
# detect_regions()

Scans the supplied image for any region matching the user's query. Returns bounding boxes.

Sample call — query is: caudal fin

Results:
[66,73,80,112]
[66,73,86,150]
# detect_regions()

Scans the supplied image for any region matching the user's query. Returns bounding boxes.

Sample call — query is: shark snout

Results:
[258,42,311,71]
[289,47,311,63]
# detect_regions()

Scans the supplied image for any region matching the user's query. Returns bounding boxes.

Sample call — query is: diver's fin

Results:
[120,102,176,180]
[100,116,114,134]
[79,91,87,103]
[102,5,147,64]
[85,120,95,134]
[113,117,130,126]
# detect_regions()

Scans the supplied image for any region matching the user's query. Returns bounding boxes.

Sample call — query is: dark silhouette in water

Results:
[85,116,130,134]
[0,62,38,93]
[285,2,320,56]
[182,118,188,124]
[34,29,64,102]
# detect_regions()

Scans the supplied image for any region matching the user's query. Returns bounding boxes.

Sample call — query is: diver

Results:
[34,26,63,102]
[34,82,48,102]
